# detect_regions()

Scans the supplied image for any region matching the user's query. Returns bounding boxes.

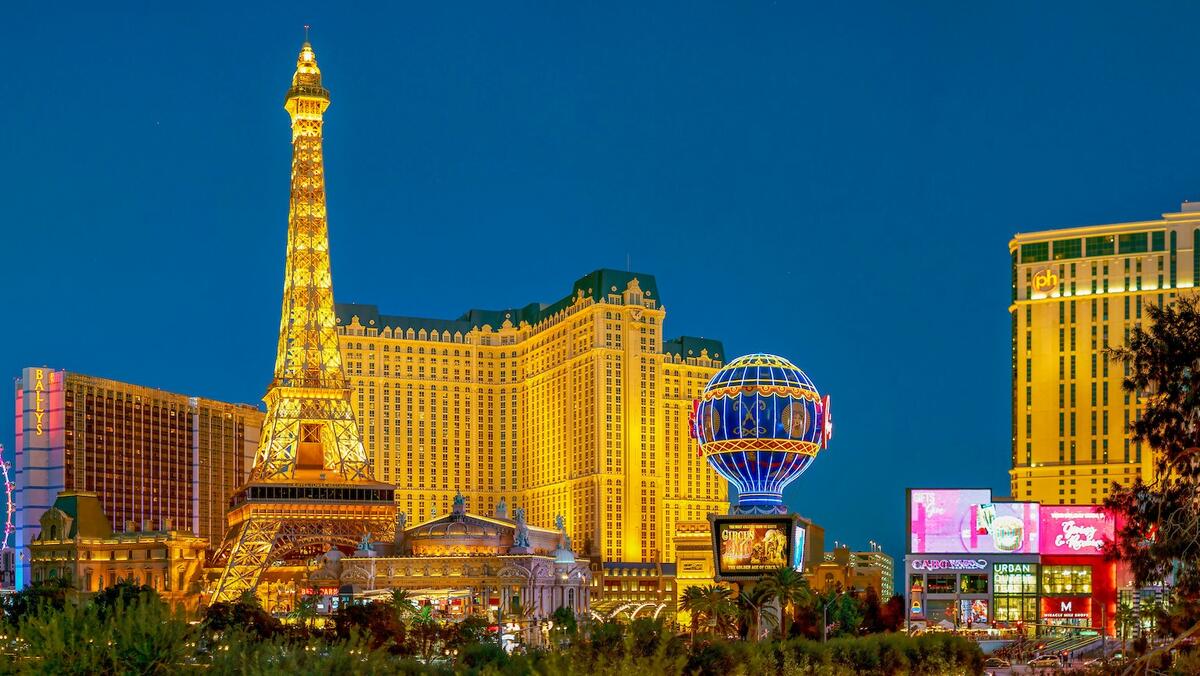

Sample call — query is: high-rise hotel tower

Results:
[1010,202,1200,505]
[336,273,729,567]
[13,368,262,588]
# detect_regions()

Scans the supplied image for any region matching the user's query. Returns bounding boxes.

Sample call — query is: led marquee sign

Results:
[911,558,989,571]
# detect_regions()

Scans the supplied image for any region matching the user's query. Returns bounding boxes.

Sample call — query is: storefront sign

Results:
[302,587,339,596]
[1040,506,1113,555]
[909,597,924,619]
[994,563,1034,575]
[911,558,989,571]
[1042,597,1091,619]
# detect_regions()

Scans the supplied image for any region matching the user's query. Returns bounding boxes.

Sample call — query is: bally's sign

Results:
[33,369,49,436]
[911,558,989,571]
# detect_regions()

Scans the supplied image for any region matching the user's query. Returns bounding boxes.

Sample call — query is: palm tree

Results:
[759,567,811,639]
[679,585,706,646]
[389,588,417,624]
[736,585,777,641]
[1115,601,1135,657]
[689,585,736,639]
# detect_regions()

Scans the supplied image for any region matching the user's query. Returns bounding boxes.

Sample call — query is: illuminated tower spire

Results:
[210,40,395,604]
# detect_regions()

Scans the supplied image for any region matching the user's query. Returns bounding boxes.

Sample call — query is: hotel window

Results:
[1086,235,1115,257]
[1118,232,1148,254]
[926,575,956,594]
[1021,242,1049,263]
[1052,238,1082,260]
[960,574,988,594]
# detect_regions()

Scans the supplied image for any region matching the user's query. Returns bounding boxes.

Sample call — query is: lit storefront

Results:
[905,489,1118,635]
[905,555,1038,630]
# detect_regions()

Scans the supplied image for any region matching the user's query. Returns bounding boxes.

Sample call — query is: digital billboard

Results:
[712,516,794,578]
[792,524,807,571]
[1039,506,1113,555]
[909,489,1039,554]
[960,599,988,626]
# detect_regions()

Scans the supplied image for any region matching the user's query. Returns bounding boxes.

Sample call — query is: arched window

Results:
[49,525,59,540]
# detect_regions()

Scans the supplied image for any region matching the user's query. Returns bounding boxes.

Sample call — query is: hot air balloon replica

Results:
[694,353,832,583]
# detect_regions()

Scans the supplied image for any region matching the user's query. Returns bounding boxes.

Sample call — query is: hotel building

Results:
[334,269,729,577]
[13,367,263,587]
[1009,203,1200,504]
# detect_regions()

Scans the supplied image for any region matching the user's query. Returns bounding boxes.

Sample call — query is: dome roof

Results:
[411,519,498,539]
[703,353,818,398]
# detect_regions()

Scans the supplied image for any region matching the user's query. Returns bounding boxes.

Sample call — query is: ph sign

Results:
[1032,268,1059,293]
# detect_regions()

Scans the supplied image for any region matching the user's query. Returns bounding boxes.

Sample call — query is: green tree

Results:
[679,585,705,646]
[333,600,404,650]
[689,585,737,639]
[4,578,70,625]
[91,579,160,619]
[202,595,280,639]
[1104,296,1200,600]
[734,584,776,641]
[759,567,812,639]
[389,588,417,623]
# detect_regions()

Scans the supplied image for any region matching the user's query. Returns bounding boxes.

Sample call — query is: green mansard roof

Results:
[335,269,724,360]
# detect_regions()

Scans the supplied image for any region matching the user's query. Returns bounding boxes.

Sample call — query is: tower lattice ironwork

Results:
[210,41,395,604]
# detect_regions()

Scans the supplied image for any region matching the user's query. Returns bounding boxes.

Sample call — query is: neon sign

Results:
[1032,268,1059,293]
[33,369,48,436]
[1040,506,1113,555]
[911,558,989,571]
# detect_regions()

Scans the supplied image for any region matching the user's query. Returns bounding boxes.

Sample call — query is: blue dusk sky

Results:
[4,2,1200,562]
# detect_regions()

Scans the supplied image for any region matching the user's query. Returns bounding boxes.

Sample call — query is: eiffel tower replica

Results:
[210,40,395,604]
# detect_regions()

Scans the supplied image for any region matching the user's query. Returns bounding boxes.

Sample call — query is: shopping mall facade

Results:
[904,488,1119,635]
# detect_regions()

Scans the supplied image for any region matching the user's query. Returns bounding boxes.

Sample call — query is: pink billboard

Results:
[1039,505,1114,555]
[910,489,1040,554]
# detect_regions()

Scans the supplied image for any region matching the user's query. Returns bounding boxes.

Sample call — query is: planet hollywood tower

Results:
[210,41,395,603]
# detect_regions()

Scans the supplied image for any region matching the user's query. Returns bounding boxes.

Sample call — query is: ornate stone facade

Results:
[28,491,207,609]
[272,497,591,619]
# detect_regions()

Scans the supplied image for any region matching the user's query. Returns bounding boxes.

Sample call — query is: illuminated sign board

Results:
[1042,597,1091,620]
[909,489,1039,554]
[1032,268,1059,293]
[911,558,989,571]
[792,525,806,571]
[711,515,796,579]
[33,369,48,436]
[909,597,924,619]
[994,563,1034,575]
[1039,506,1113,555]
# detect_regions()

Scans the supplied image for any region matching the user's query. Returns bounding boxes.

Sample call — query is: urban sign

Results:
[993,563,1035,575]
[911,558,989,571]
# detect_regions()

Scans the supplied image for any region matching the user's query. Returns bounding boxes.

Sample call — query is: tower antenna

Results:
[304,24,310,42]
